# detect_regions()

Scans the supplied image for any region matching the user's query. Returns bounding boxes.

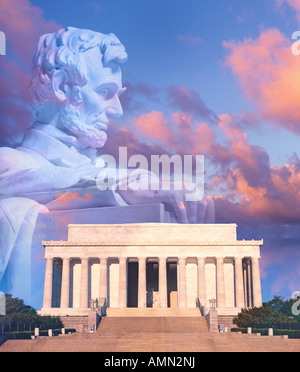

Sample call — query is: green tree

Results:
[234,295,299,328]
[0,294,63,331]
[4,294,37,316]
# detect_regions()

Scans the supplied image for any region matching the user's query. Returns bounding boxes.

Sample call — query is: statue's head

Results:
[30,27,128,149]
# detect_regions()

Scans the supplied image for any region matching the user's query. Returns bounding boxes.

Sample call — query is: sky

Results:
[0,0,300,303]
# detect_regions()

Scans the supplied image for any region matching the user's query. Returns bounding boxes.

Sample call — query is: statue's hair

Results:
[30,27,128,104]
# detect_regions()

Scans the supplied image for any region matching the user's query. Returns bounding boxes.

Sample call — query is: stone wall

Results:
[60,316,89,333]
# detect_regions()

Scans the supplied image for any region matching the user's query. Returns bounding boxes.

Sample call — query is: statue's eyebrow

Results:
[95,83,126,99]
[96,82,116,90]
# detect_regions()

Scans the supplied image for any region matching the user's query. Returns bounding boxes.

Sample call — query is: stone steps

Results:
[1,332,300,352]
[98,316,209,335]
[1,315,300,352]
[106,307,202,317]
[0,339,35,352]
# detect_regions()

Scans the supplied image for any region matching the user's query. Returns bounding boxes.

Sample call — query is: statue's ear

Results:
[69,85,82,106]
[52,70,68,102]
[52,70,82,105]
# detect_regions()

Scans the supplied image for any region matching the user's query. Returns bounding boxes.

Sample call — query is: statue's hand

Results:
[71,162,103,185]
[152,189,215,224]
[117,186,214,224]
[154,189,194,224]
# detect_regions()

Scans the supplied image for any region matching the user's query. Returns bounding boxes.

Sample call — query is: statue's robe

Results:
[0,124,215,307]
[0,125,126,304]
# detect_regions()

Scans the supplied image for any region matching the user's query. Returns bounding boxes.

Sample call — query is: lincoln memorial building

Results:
[40,223,263,317]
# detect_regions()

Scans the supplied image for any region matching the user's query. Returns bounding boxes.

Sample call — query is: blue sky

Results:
[30,0,300,166]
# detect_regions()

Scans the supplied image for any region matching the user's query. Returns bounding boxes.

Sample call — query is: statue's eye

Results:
[96,83,118,99]
[100,87,110,98]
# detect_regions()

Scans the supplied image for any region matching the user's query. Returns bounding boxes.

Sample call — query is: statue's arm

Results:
[0,157,100,197]
[0,166,77,195]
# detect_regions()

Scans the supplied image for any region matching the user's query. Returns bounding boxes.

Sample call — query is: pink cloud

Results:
[121,107,300,227]
[208,112,300,225]
[171,112,194,129]
[0,0,61,146]
[223,28,300,134]
[131,111,172,142]
[218,114,272,188]
[191,121,220,156]
[214,156,300,224]
[129,110,226,160]
[172,113,219,156]
[0,0,60,65]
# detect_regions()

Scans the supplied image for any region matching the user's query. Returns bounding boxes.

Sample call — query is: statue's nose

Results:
[105,96,123,118]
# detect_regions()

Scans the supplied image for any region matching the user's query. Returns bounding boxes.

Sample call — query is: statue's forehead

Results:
[83,47,122,86]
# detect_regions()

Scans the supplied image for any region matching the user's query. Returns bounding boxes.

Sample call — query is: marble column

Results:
[197,257,206,308]
[159,257,168,308]
[247,259,253,307]
[118,257,127,308]
[99,258,108,301]
[216,257,226,308]
[60,257,70,308]
[80,257,89,309]
[178,257,187,308]
[235,257,244,308]
[138,257,147,308]
[252,257,262,307]
[43,257,53,309]
[243,260,249,306]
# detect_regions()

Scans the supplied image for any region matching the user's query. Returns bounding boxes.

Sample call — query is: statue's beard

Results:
[58,105,108,149]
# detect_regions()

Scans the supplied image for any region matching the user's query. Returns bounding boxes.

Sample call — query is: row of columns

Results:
[43,256,262,310]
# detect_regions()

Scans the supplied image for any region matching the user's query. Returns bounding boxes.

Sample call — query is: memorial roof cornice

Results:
[42,239,263,246]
